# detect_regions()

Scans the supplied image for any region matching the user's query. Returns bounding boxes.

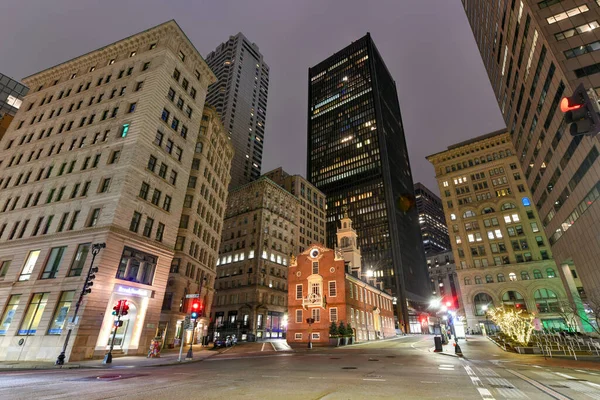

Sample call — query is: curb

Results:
[0,349,225,372]
[428,346,460,358]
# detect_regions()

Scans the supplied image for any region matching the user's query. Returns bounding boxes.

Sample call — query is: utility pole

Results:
[55,242,105,366]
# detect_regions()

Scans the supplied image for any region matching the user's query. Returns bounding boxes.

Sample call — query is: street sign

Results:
[185,294,200,299]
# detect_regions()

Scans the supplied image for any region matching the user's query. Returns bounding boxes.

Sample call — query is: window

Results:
[100,178,111,193]
[296,284,303,300]
[115,246,157,286]
[546,268,556,278]
[329,307,338,323]
[18,250,41,281]
[0,295,21,335]
[161,109,170,122]
[40,246,66,279]
[139,182,150,200]
[311,308,320,322]
[151,189,161,206]
[47,291,75,335]
[169,170,177,185]
[502,291,527,310]
[143,217,154,238]
[0,260,11,279]
[312,261,319,274]
[130,211,142,232]
[108,150,120,164]
[163,196,172,212]
[18,293,49,335]
[555,21,600,41]
[546,5,589,25]
[485,275,493,283]
[159,163,167,179]
[534,289,560,313]
[312,332,320,340]
[497,273,505,282]
[67,243,90,276]
[521,271,530,280]
[475,276,482,284]
[296,309,303,323]
[474,293,493,316]
[295,333,302,340]
[329,281,337,297]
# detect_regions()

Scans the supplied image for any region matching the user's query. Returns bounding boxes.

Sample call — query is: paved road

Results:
[1,335,599,399]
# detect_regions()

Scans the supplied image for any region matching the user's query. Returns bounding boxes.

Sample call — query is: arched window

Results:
[343,222,347,229]
[501,202,516,210]
[475,276,483,284]
[509,272,517,281]
[534,289,560,313]
[546,268,556,278]
[474,293,494,316]
[521,271,530,280]
[502,291,527,310]
[533,269,543,279]
[464,277,472,286]
[482,207,495,214]
[463,210,476,218]
[341,237,350,248]
[497,273,505,282]
[450,213,457,221]
[485,275,494,283]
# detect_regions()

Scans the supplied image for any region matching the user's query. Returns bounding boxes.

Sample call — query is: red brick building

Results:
[286,216,396,345]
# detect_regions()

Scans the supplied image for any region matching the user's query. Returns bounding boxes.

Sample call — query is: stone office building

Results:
[427,130,584,333]
[159,106,233,347]
[0,21,221,361]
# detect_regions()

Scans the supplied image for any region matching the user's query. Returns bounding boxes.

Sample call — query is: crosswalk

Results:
[464,361,600,400]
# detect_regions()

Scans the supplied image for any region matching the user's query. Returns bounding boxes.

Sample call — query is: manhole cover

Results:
[342,367,357,369]
[97,374,122,380]
[368,358,379,361]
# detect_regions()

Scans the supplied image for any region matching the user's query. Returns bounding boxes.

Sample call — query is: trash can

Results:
[434,336,443,352]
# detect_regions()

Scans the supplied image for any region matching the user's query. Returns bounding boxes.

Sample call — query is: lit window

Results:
[546,5,589,24]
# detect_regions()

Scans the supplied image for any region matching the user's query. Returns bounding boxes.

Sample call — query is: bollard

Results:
[455,342,463,357]
[434,336,443,352]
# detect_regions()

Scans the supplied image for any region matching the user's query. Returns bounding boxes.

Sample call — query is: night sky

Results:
[0,0,505,194]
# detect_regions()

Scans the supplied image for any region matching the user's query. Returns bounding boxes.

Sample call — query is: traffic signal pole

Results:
[55,242,105,366]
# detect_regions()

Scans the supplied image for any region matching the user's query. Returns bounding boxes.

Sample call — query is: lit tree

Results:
[487,307,535,346]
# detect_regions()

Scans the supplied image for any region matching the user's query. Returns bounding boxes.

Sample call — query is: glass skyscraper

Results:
[307,33,430,330]
[0,73,28,117]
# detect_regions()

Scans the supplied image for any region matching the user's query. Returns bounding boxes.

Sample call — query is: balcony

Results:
[302,293,325,309]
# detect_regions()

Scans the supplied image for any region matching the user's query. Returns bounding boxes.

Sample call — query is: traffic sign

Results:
[185,294,200,299]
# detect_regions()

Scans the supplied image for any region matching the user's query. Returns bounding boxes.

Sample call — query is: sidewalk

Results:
[0,344,220,371]
[431,335,600,371]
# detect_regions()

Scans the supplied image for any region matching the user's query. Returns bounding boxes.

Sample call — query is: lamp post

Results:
[306,318,315,349]
[55,242,105,366]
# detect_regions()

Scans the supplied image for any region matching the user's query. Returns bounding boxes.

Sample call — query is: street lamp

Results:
[56,242,106,365]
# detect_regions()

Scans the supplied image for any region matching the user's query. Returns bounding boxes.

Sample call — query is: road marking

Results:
[261,343,266,352]
[464,365,476,376]
[439,364,454,368]
[576,369,599,376]
[270,342,277,352]
[555,372,576,380]
[470,376,483,386]
[476,367,500,377]
[439,367,454,371]
[363,378,386,382]
[476,388,495,400]
[309,377,326,379]
[507,369,571,400]
[584,381,600,389]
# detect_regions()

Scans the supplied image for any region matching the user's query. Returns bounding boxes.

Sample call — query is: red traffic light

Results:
[192,301,200,310]
[445,301,452,307]
[560,97,582,113]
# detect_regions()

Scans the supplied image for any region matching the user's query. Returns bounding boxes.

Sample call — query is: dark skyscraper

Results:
[205,33,269,190]
[414,182,451,255]
[307,33,429,330]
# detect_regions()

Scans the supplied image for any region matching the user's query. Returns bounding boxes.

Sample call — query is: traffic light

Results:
[83,266,99,295]
[191,301,200,319]
[112,300,128,317]
[561,83,600,137]
[112,300,123,316]
[121,300,129,316]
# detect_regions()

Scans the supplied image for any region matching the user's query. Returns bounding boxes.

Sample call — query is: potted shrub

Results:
[329,321,340,346]
[338,321,347,345]
[346,322,354,345]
